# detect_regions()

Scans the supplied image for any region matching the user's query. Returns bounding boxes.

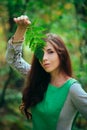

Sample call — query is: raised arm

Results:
[6,15,31,76]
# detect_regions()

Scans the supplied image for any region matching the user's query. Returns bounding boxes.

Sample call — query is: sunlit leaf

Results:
[24,20,46,60]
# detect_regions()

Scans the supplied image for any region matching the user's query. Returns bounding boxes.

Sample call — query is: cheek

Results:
[53,53,59,62]
[54,55,60,66]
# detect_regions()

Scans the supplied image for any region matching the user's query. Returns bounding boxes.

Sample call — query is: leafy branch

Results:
[24,20,46,61]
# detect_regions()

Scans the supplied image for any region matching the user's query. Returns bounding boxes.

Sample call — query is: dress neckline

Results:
[49,78,72,89]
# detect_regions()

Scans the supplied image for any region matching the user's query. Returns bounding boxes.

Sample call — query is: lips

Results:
[43,63,50,68]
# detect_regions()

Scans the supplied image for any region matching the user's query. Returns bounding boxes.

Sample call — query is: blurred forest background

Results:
[0,0,87,130]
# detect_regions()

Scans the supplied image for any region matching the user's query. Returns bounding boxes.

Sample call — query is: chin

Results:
[44,69,53,73]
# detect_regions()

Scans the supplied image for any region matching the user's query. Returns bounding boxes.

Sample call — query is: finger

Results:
[24,19,31,25]
[14,15,28,20]
[20,15,31,25]
[23,15,28,19]
[20,15,29,20]
[20,15,25,20]
[13,18,18,23]
[13,17,24,24]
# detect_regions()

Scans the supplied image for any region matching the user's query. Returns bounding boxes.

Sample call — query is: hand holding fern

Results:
[13,15,31,28]
[12,15,31,43]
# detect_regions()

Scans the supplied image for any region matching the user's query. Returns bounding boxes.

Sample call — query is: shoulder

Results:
[69,80,87,101]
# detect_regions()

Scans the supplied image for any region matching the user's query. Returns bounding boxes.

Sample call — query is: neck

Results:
[50,71,70,87]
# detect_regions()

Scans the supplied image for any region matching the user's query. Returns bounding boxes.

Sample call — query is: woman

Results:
[6,15,87,130]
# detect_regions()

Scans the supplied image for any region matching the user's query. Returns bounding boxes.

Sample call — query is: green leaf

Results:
[24,19,46,60]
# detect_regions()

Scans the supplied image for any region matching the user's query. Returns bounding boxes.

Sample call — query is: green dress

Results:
[31,78,77,130]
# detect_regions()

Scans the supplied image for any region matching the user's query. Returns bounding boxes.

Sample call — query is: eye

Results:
[48,50,54,54]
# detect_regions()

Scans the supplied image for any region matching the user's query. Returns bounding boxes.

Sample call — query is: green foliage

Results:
[0,114,32,130]
[24,20,46,61]
[0,88,32,130]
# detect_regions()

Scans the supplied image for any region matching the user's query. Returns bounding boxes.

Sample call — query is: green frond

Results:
[24,19,46,60]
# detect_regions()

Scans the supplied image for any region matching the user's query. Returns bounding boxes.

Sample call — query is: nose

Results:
[42,52,48,61]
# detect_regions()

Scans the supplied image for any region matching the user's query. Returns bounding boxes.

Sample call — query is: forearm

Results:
[12,26,27,43]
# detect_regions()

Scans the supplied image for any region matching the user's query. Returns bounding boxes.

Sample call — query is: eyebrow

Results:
[47,48,52,50]
[46,48,54,51]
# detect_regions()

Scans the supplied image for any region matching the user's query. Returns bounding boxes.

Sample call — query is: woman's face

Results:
[40,42,60,74]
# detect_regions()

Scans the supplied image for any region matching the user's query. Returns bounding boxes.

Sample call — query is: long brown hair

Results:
[20,33,72,119]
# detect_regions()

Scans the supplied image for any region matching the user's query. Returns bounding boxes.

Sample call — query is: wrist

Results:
[17,25,28,30]
[12,36,24,44]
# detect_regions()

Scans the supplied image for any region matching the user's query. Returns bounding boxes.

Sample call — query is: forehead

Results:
[43,42,55,50]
